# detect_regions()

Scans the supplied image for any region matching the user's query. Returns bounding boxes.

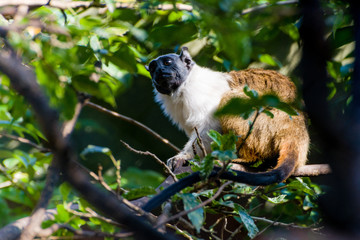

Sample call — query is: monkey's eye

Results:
[163,58,173,66]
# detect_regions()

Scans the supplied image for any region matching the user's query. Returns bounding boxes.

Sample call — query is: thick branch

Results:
[155,181,233,228]
[0,209,56,240]
[131,164,331,209]
[0,46,174,239]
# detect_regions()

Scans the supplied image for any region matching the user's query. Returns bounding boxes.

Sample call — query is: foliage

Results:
[0,0,354,239]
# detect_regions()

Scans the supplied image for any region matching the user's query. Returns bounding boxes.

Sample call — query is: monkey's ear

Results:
[179,47,193,69]
[145,65,149,71]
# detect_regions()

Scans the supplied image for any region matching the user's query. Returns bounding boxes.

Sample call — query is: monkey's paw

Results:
[166,153,192,171]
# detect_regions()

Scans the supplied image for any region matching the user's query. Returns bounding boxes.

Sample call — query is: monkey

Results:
[142,47,309,211]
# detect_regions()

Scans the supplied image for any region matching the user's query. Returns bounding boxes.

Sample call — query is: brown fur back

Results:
[221,69,309,173]
[229,69,297,103]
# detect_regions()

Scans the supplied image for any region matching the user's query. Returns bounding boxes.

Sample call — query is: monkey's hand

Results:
[167,152,193,171]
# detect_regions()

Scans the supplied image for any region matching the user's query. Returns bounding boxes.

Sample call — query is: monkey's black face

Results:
[146,47,194,95]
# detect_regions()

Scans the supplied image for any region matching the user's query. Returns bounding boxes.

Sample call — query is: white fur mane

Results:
[155,65,231,136]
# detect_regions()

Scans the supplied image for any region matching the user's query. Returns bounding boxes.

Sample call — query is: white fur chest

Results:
[155,65,231,136]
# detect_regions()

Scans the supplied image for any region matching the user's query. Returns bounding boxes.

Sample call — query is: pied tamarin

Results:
[142,47,309,211]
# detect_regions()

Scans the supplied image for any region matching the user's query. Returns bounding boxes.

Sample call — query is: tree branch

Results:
[36,223,133,239]
[0,132,50,152]
[0,43,174,240]
[86,101,180,152]
[19,91,87,240]
[240,0,299,15]
[121,140,178,182]
[155,181,233,228]
[0,0,193,11]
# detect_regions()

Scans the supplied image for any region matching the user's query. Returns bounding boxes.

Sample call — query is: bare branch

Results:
[194,127,207,156]
[121,140,178,182]
[0,0,193,11]
[155,181,233,228]
[0,40,174,240]
[66,207,122,227]
[240,0,299,15]
[36,223,133,238]
[86,101,180,152]
[0,209,56,240]
[61,95,88,138]
[252,216,310,229]
[292,164,331,176]
[229,163,332,177]
[20,93,87,240]
[0,132,50,152]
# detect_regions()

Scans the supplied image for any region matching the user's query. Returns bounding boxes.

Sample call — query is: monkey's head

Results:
[146,47,194,95]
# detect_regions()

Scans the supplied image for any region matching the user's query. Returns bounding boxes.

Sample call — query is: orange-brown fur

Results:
[220,69,309,175]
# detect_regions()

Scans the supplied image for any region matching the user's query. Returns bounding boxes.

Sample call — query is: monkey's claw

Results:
[166,154,191,171]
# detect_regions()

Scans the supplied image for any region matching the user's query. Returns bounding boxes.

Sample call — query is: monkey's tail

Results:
[142,145,298,212]
[222,142,298,185]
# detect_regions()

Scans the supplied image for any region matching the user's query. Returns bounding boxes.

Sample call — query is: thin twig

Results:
[86,101,180,152]
[156,202,172,232]
[194,127,207,157]
[240,0,299,15]
[165,224,194,240]
[120,140,178,182]
[66,207,121,227]
[62,96,88,138]
[156,181,233,228]
[0,132,50,152]
[81,161,155,221]
[226,224,243,240]
[237,109,261,153]
[252,216,309,229]
[97,165,115,193]
[110,154,122,195]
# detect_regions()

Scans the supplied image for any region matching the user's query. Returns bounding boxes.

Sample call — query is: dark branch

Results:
[0,44,175,240]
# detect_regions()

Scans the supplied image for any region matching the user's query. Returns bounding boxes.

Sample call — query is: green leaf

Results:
[0,187,33,207]
[149,23,198,48]
[56,204,70,222]
[121,167,164,189]
[0,150,14,159]
[208,130,222,147]
[80,145,112,159]
[280,23,300,41]
[259,54,278,67]
[3,158,20,169]
[59,182,72,201]
[234,204,259,239]
[287,178,316,196]
[232,183,255,194]
[181,193,204,233]
[215,97,256,119]
[211,150,237,162]
[243,85,259,99]
[200,155,214,179]
[262,194,288,204]
[123,186,157,200]
[261,95,298,116]
[327,26,354,50]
